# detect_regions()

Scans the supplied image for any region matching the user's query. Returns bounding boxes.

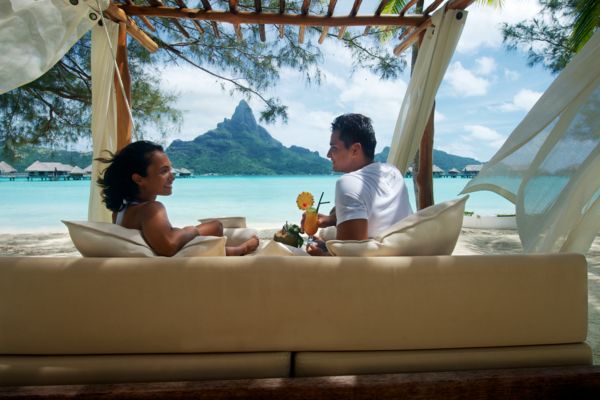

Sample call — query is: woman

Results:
[96,140,259,256]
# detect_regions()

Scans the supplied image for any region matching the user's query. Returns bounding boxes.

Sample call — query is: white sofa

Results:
[0,253,591,386]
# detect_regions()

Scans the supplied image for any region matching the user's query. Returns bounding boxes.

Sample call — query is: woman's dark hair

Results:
[331,113,377,161]
[96,140,164,212]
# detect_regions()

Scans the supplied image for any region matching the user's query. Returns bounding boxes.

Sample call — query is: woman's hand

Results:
[306,238,329,256]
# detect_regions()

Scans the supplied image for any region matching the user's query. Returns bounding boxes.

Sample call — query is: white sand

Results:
[1,229,599,365]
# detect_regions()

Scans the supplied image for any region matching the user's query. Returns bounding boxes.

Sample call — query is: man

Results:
[305,113,413,256]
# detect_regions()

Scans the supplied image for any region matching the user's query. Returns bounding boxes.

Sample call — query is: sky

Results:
[147,0,555,163]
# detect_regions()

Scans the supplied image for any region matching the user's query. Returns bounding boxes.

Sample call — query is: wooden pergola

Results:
[103,0,475,208]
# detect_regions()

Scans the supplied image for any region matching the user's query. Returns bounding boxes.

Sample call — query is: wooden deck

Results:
[2,365,599,399]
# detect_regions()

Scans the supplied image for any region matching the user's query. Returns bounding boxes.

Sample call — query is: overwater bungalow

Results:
[69,166,85,180]
[83,164,93,177]
[25,161,74,180]
[432,165,444,178]
[0,161,16,176]
[178,167,192,178]
[463,164,483,177]
[448,168,461,178]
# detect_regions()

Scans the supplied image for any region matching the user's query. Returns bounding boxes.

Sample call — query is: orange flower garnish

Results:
[296,191,314,210]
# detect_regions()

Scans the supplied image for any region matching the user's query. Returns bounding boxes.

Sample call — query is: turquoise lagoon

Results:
[0,176,514,233]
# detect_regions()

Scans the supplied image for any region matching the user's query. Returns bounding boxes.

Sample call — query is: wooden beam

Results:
[338,0,362,38]
[298,0,311,44]
[399,0,418,16]
[447,0,476,10]
[229,0,243,40]
[2,366,600,399]
[126,0,155,32]
[104,4,159,53]
[200,0,220,37]
[393,0,474,56]
[392,18,431,55]
[175,0,205,34]
[318,0,337,44]
[118,5,426,27]
[364,0,390,35]
[255,0,266,41]
[114,22,132,151]
[146,0,190,38]
[279,0,285,38]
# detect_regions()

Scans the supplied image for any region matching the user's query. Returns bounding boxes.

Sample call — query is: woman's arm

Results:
[139,202,199,256]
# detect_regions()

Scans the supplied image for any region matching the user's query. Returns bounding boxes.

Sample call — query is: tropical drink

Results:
[304,207,319,243]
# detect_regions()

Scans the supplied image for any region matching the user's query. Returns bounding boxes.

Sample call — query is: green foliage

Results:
[0,34,182,159]
[1,0,409,156]
[3,145,92,172]
[165,101,332,175]
[374,146,482,171]
[502,0,599,73]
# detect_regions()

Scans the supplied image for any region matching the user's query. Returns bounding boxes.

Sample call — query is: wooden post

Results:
[417,102,434,209]
[410,0,434,210]
[114,22,132,151]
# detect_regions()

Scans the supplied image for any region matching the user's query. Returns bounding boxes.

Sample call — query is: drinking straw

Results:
[315,192,330,213]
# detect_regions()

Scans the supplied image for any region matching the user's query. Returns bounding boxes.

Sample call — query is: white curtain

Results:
[462,30,600,254]
[387,7,467,174]
[0,0,108,94]
[88,20,118,223]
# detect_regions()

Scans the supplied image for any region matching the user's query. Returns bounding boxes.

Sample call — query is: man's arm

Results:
[336,219,368,240]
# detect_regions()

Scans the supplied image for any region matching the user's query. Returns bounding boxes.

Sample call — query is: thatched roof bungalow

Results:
[0,161,16,175]
[463,164,483,177]
[25,161,74,177]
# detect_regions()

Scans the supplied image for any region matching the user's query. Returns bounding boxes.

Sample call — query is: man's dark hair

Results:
[331,114,377,160]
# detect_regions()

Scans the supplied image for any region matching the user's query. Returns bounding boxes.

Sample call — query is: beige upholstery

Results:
[0,352,290,386]
[295,344,592,377]
[326,196,468,256]
[0,254,587,355]
[62,220,227,257]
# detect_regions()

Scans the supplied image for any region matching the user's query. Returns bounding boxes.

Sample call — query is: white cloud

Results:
[475,56,496,75]
[464,124,506,148]
[456,0,543,53]
[438,125,507,161]
[435,111,446,122]
[499,89,543,112]
[504,68,520,81]
[445,61,490,96]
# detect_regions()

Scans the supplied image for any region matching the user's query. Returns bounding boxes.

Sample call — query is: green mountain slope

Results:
[374,146,482,171]
[166,100,332,175]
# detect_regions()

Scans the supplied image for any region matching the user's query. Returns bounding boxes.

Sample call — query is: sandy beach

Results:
[1,228,599,365]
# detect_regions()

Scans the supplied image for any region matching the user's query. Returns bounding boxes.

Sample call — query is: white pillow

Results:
[253,240,309,257]
[318,226,337,242]
[62,221,226,257]
[326,196,469,257]
[198,216,246,228]
[223,227,258,247]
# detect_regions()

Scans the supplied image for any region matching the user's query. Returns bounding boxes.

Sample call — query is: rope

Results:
[93,0,138,140]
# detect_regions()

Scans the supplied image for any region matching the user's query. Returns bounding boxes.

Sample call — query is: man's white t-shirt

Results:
[335,162,413,238]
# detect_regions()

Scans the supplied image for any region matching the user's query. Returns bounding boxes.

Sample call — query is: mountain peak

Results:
[230,100,257,130]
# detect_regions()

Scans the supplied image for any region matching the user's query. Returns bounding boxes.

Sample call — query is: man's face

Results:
[327,130,354,173]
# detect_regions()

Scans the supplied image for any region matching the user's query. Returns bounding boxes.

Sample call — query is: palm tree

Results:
[571,0,600,51]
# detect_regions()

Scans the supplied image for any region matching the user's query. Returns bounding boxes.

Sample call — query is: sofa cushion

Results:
[62,220,226,257]
[254,240,309,256]
[0,352,291,386]
[326,196,469,256]
[223,227,258,247]
[198,216,246,228]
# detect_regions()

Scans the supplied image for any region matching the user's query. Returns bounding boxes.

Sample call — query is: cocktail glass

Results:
[304,207,319,246]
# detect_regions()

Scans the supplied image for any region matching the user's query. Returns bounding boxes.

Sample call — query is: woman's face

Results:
[135,151,175,198]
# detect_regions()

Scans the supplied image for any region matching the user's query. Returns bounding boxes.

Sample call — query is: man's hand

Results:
[306,238,329,256]
[300,212,336,232]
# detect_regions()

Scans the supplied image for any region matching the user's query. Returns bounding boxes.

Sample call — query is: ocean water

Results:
[0,175,514,233]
